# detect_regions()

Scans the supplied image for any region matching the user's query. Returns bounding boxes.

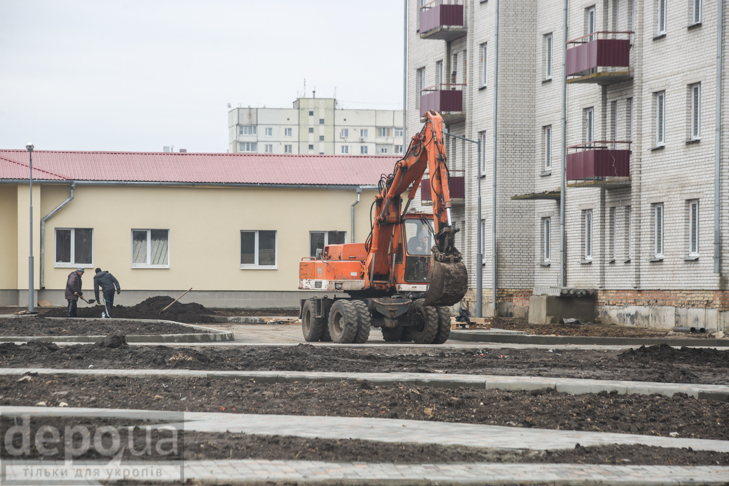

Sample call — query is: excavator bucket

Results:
[424,259,468,307]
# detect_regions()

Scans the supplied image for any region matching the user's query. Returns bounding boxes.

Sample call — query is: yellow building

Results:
[0,150,394,308]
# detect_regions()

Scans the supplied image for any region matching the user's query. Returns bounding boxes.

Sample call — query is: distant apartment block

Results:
[228,98,404,156]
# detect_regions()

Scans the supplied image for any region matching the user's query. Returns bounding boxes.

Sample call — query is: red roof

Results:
[0,150,399,186]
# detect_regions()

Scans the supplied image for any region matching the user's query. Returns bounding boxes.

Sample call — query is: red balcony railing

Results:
[420,84,464,119]
[420,170,465,204]
[566,32,632,84]
[419,0,465,41]
[566,142,631,181]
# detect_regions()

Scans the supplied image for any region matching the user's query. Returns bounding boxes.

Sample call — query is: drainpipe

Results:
[491,0,500,315]
[560,0,568,288]
[40,182,75,289]
[715,0,724,274]
[351,187,363,243]
[403,0,408,152]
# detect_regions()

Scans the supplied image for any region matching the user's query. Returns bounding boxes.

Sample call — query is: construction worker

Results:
[94,268,121,318]
[64,268,85,317]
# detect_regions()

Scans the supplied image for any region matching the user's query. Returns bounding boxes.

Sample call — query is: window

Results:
[319,119,325,125]
[132,229,168,267]
[284,128,292,137]
[378,127,392,137]
[435,60,443,87]
[586,6,596,40]
[341,145,349,154]
[310,231,346,257]
[690,83,701,140]
[239,142,257,152]
[543,126,552,170]
[416,68,425,108]
[240,230,277,268]
[543,34,552,80]
[609,207,616,261]
[691,0,702,24]
[689,200,699,256]
[542,218,551,262]
[308,144,314,150]
[55,228,93,266]
[655,91,666,146]
[583,210,593,261]
[264,127,273,137]
[657,0,667,34]
[341,128,349,138]
[611,100,618,147]
[309,110,314,116]
[480,43,488,87]
[380,147,389,154]
[264,144,273,153]
[319,135,324,141]
[238,125,256,135]
[394,128,403,138]
[653,203,664,258]
[308,127,314,134]
[360,146,368,155]
[626,98,633,141]
[626,206,632,260]
[284,144,293,154]
[479,131,487,173]
[629,0,635,32]
[395,145,403,154]
[452,52,458,83]
[584,107,594,146]
[360,129,368,138]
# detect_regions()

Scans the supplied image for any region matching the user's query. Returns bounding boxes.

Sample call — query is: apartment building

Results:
[228,97,404,157]
[409,0,729,331]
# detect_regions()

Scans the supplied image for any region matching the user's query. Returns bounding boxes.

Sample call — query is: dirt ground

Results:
[0,342,726,385]
[0,317,208,336]
[39,297,218,324]
[488,317,717,338]
[0,375,726,441]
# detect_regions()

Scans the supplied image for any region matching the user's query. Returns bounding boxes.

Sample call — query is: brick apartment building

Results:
[409,0,728,331]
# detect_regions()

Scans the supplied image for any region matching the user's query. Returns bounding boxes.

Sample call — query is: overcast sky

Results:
[0,0,404,153]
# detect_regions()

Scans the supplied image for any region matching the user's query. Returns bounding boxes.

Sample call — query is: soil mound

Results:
[44,296,216,324]
[619,344,729,367]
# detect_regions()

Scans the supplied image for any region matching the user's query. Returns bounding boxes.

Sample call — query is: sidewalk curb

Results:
[450,331,729,347]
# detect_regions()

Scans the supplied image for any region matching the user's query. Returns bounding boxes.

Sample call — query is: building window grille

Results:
[239,125,256,135]
[690,83,701,140]
[653,203,664,258]
[55,228,93,266]
[480,43,488,87]
[132,229,168,267]
[310,231,346,257]
[689,200,699,256]
[240,230,277,268]
[542,218,551,262]
[543,35,552,80]
[582,210,593,261]
[655,91,666,146]
[543,126,552,170]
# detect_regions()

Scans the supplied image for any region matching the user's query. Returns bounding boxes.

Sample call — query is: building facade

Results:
[228,98,404,157]
[409,0,729,331]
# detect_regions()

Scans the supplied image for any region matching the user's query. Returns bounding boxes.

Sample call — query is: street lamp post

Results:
[26,143,35,313]
[442,130,482,318]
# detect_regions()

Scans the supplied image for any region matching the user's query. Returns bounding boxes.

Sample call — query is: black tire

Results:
[328,300,359,343]
[351,300,372,344]
[406,299,439,344]
[432,306,451,344]
[381,326,403,342]
[301,299,325,342]
[320,300,333,342]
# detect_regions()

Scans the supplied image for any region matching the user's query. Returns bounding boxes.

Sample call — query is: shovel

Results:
[78,295,96,305]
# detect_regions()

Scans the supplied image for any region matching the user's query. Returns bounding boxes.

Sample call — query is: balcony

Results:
[566,142,631,189]
[419,0,466,41]
[420,84,465,123]
[420,170,465,206]
[566,32,632,85]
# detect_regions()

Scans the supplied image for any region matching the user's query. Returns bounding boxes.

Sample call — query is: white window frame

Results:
[655,91,666,146]
[542,217,551,263]
[264,144,273,153]
[543,125,552,170]
[309,231,347,257]
[341,128,349,138]
[479,131,487,174]
[284,144,293,154]
[395,145,403,154]
[657,0,667,34]
[360,146,368,155]
[341,145,349,154]
[380,147,388,154]
[654,204,664,258]
[131,229,169,269]
[435,60,443,87]
[284,128,292,137]
[239,125,256,136]
[264,127,273,137]
[586,6,596,40]
[691,0,702,24]
[416,68,425,108]
[544,34,553,80]
[690,83,701,140]
[240,230,278,270]
[583,210,593,261]
[479,43,488,87]
[626,98,633,141]
[308,127,314,134]
[360,129,369,138]
[626,206,632,260]
[378,127,391,137]
[611,100,618,148]
[689,200,699,256]
[239,142,257,153]
[609,206,616,261]
[394,128,403,138]
[54,228,94,268]
[584,107,594,146]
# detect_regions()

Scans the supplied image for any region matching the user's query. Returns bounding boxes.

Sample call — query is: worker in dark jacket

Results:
[64,268,85,317]
[94,268,121,318]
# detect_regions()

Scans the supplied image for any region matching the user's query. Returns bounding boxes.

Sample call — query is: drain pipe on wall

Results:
[560,0,568,288]
[40,182,75,289]
[491,0,500,315]
[351,187,363,243]
[715,0,724,274]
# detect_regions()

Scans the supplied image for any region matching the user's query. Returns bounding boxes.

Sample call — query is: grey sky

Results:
[0,0,404,153]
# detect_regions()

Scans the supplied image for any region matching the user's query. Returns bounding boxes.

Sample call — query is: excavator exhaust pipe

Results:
[424,260,468,307]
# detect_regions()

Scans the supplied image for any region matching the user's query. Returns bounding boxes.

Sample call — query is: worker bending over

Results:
[65,268,85,317]
[94,268,121,318]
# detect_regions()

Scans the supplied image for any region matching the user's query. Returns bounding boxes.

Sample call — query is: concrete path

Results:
[2,367,727,400]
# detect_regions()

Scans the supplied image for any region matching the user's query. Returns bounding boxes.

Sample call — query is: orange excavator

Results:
[298,111,468,344]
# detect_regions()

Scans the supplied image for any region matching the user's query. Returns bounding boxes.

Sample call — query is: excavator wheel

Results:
[351,300,372,344]
[301,299,325,342]
[320,299,333,342]
[381,326,403,342]
[405,299,439,344]
[432,306,452,344]
[424,261,469,307]
[328,300,359,344]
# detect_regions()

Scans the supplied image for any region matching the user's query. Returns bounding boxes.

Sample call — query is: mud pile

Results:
[44,296,216,323]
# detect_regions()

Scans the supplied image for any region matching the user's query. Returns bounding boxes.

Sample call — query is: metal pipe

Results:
[27,146,34,312]
[40,182,75,289]
[715,0,724,274]
[492,0,500,315]
[351,187,362,243]
[403,0,408,152]
[560,0,568,287]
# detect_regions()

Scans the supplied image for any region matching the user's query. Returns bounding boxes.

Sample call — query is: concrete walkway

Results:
[3,367,727,400]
